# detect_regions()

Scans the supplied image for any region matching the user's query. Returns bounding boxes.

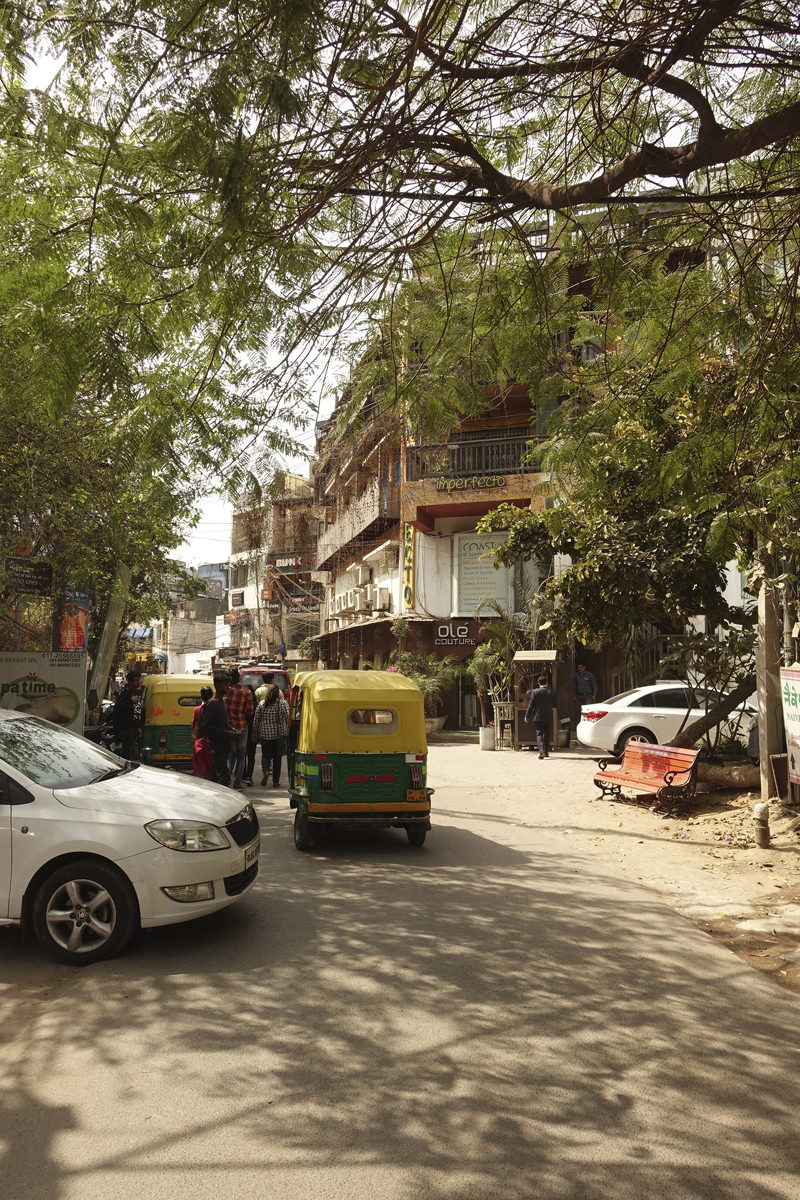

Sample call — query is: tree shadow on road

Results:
[0,808,798,1199]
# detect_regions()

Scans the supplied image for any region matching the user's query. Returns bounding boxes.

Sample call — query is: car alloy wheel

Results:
[617,727,657,755]
[32,858,140,966]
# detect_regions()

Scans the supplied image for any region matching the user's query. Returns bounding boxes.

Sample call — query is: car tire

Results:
[407,827,427,847]
[32,859,140,966]
[294,811,313,851]
[616,727,658,756]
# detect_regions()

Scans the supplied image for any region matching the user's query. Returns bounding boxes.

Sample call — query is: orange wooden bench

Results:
[593,743,700,812]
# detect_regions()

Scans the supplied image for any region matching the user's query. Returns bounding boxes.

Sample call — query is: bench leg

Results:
[594,780,621,801]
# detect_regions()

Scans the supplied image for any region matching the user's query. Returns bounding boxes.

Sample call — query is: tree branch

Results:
[670,671,756,748]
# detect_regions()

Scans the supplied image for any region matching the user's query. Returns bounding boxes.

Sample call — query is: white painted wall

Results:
[415,533,452,617]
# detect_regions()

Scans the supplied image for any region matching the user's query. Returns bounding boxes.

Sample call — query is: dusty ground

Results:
[428,734,800,994]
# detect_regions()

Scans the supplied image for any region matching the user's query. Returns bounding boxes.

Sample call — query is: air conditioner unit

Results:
[354,588,367,610]
[346,589,356,610]
[335,594,345,613]
[355,564,371,587]
[375,588,390,611]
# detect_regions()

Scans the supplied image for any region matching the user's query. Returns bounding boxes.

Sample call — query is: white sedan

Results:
[0,710,260,965]
[576,682,756,756]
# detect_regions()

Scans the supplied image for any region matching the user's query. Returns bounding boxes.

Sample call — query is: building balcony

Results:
[316,478,401,569]
[405,436,538,481]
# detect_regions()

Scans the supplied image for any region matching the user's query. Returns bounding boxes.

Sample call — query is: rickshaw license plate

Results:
[406,789,427,802]
[245,839,260,869]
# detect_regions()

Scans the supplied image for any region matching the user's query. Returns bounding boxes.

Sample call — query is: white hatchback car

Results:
[577,681,756,756]
[0,710,260,965]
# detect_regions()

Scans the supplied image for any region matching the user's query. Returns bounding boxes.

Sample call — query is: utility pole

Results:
[757,584,783,800]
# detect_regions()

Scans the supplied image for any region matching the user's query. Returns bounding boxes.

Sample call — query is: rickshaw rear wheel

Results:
[294,811,313,851]
[406,827,427,847]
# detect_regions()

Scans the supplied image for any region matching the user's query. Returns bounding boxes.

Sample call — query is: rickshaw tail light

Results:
[346,776,368,783]
[321,764,333,791]
[314,754,327,761]
[410,765,423,789]
[376,775,394,782]
[159,732,167,747]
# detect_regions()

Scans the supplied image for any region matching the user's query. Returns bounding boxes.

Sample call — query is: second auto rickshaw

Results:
[141,673,213,767]
[287,670,432,849]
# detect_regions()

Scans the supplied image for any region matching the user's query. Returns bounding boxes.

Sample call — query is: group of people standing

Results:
[192,669,290,791]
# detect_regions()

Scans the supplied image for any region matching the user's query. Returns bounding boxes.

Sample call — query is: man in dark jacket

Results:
[113,671,143,760]
[524,674,556,759]
[201,674,245,786]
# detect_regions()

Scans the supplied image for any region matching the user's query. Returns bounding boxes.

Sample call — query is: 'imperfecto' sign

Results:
[0,652,86,731]
[457,534,510,614]
[434,475,506,492]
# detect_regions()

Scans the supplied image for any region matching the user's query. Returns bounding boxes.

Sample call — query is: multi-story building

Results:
[219,473,321,662]
[312,386,546,728]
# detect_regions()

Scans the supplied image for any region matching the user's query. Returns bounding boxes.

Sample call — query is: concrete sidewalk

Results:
[426,739,800,992]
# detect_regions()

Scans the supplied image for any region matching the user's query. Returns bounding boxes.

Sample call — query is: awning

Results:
[154,651,168,662]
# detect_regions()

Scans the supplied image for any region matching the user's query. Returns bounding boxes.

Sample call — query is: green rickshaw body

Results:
[140,673,212,768]
[288,671,431,847]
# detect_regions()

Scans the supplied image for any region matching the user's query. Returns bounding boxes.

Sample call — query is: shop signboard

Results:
[780,666,800,785]
[434,621,477,647]
[434,474,507,493]
[457,534,510,615]
[4,557,53,595]
[231,591,245,608]
[265,552,317,572]
[403,524,415,609]
[0,652,86,731]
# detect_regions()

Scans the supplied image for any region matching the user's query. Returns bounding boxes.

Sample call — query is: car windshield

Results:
[0,716,135,790]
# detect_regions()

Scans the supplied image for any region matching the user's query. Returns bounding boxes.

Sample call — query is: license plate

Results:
[406,789,427,802]
[245,839,260,869]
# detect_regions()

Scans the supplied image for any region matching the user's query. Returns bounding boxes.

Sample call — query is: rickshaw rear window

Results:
[178,696,202,707]
[347,709,397,734]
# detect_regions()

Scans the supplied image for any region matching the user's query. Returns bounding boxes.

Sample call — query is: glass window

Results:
[347,709,398,734]
[655,688,694,709]
[178,696,203,707]
[0,716,128,789]
[628,692,657,708]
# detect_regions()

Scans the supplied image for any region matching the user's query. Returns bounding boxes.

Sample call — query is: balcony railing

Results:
[317,478,401,569]
[405,436,538,482]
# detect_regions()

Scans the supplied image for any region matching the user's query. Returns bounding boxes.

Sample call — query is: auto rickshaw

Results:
[140,673,213,768]
[287,670,433,850]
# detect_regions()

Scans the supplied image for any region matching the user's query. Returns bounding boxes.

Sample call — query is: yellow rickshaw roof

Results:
[293,670,422,701]
[141,673,213,693]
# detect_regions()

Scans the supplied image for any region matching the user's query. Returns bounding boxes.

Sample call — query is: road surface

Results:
[1,749,799,1199]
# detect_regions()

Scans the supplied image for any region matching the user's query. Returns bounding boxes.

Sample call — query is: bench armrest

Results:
[596,755,623,771]
[663,765,694,786]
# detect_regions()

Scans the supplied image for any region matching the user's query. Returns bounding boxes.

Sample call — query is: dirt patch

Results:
[701,891,800,995]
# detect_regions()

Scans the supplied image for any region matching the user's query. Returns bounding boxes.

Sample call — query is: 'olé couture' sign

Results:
[434,474,506,492]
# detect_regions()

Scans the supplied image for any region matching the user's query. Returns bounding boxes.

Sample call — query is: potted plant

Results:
[387,652,457,733]
[464,642,501,749]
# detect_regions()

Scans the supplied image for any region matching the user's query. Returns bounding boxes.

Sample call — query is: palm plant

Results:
[463,642,501,727]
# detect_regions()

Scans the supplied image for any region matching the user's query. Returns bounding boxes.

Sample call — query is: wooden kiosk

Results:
[512,650,562,751]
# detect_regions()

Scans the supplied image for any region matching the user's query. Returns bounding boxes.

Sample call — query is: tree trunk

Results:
[478,690,488,726]
[696,762,761,788]
[670,672,756,748]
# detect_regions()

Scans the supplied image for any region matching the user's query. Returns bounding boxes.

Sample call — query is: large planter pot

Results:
[424,716,447,735]
[479,725,495,751]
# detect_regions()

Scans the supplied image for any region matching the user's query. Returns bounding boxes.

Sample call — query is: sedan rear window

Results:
[0,716,127,789]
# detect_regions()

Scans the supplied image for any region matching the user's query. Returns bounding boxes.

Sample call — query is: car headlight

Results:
[145,819,230,852]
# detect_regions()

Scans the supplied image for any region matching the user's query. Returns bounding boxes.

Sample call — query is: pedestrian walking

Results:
[200,675,244,787]
[572,662,597,727]
[252,683,290,787]
[241,678,259,786]
[191,685,214,779]
[224,667,254,791]
[254,671,274,703]
[113,670,143,760]
[524,674,556,759]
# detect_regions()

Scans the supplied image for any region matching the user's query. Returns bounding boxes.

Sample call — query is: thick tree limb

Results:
[670,672,756,748]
